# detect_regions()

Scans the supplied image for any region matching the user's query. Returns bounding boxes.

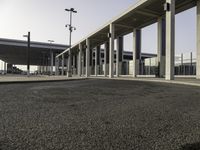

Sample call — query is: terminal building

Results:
[0,38,68,75]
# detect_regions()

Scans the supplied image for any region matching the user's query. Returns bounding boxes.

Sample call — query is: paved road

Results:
[0,79,200,150]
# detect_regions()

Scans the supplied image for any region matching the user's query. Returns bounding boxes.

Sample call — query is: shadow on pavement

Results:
[180,142,200,150]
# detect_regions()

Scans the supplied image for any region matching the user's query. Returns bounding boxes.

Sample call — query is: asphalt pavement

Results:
[0,79,200,150]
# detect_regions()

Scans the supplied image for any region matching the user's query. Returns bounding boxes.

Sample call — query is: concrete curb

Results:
[1,76,200,88]
[89,77,200,87]
[0,77,88,84]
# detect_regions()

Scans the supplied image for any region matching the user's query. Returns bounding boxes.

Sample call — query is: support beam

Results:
[197,0,200,79]
[78,43,82,77]
[136,10,159,18]
[133,29,141,77]
[165,0,175,80]
[86,39,90,77]
[109,23,115,78]
[157,17,166,78]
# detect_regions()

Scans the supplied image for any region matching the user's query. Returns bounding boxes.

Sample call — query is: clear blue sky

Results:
[0,0,197,55]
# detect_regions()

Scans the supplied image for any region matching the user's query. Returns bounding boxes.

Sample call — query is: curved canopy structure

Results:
[0,38,68,66]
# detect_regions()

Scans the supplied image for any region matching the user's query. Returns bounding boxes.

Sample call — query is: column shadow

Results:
[180,142,200,150]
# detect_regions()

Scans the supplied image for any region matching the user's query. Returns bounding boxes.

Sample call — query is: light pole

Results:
[65,8,77,77]
[48,40,55,75]
[23,32,30,77]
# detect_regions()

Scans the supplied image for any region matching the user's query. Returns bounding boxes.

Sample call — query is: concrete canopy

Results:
[57,0,196,58]
[0,38,68,66]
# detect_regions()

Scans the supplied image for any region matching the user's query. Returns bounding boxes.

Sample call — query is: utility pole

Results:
[65,8,77,77]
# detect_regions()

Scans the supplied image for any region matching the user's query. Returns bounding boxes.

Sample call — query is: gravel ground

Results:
[0,79,200,150]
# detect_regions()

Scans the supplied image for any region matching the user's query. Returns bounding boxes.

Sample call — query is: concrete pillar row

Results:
[157,18,166,78]
[86,39,90,77]
[116,36,123,77]
[109,23,115,78]
[197,0,200,79]
[62,54,64,76]
[132,29,141,77]
[78,43,82,77]
[165,0,175,80]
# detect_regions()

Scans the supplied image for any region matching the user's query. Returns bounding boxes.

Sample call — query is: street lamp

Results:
[48,40,55,75]
[23,32,30,77]
[65,8,77,77]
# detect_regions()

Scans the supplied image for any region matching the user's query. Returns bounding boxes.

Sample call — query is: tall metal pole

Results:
[68,11,72,77]
[27,32,30,76]
[65,8,77,77]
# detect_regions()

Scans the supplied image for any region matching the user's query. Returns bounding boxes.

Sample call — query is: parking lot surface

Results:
[0,79,200,150]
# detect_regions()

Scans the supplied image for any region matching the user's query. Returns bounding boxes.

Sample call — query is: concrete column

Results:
[65,57,68,76]
[181,53,183,75]
[109,23,115,78]
[50,51,54,76]
[116,36,123,77]
[197,0,200,79]
[37,66,41,74]
[97,45,100,75]
[165,0,175,80]
[67,50,72,77]
[190,52,193,75]
[99,47,102,75]
[95,47,98,76]
[4,62,7,74]
[157,18,166,77]
[78,43,82,77]
[90,49,93,75]
[55,57,59,75]
[82,50,85,76]
[104,42,109,77]
[73,55,75,75]
[86,39,90,77]
[62,54,64,76]
[133,29,141,77]
[54,58,57,75]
